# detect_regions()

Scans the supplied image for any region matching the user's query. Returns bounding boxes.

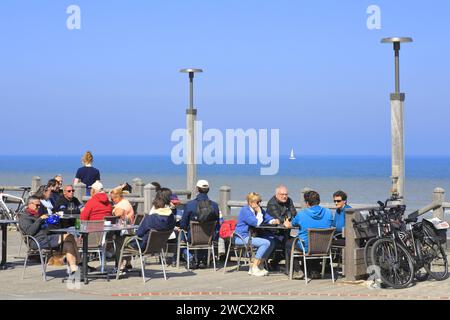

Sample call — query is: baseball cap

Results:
[196,180,209,188]
[170,194,180,205]
[90,181,104,191]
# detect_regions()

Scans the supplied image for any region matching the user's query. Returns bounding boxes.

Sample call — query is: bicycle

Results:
[0,187,30,221]
[369,201,449,288]
[361,199,414,288]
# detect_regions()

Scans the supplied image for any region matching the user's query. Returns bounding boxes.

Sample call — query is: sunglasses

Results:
[32,203,41,207]
[334,199,343,203]
[66,190,74,193]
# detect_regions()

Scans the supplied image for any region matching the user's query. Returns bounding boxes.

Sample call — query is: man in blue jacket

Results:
[284,190,333,278]
[179,179,220,269]
[331,190,351,246]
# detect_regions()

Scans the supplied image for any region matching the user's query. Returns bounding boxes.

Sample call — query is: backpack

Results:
[196,200,218,223]
[219,220,237,239]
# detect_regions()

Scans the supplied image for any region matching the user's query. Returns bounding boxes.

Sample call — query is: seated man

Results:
[266,185,297,269]
[285,190,333,278]
[19,196,81,276]
[331,190,351,246]
[266,185,297,223]
[54,185,83,215]
[179,179,220,269]
[80,181,112,221]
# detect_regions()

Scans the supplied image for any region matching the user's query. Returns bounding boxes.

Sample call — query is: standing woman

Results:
[235,192,280,277]
[74,151,101,196]
[110,187,135,224]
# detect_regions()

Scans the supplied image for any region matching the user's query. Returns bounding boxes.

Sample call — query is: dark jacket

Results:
[180,193,220,230]
[18,211,52,250]
[54,196,82,215]
[49,192,60,206]
[266,195,297,223]
[136,207,175,250]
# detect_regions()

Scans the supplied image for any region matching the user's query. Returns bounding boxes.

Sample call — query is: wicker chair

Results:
[176,221,217,271]
[116,229,172,283]
[289,228,336,284]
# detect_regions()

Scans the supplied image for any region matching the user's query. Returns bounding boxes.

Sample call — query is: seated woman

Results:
[110,187,135,224]
[19,196,81,276]
[235,192,280,277]
[110,187,135,272]
[34,185,54,215]
[119,188,175,272]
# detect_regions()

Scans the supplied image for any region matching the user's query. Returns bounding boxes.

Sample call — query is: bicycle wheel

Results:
[370,238,414,289]
[420,239,449,281]
[411,239,429,282]
[364,237,377,269]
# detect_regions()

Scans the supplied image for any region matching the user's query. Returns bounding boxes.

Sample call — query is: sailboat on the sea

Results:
[289,148,296,160]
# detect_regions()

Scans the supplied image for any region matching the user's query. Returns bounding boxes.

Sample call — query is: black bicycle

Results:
[368,201,448,288]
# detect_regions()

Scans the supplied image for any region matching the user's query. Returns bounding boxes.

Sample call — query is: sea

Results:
[0,155,449,215]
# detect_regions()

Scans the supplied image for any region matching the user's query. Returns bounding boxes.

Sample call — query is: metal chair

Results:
[116,229,173,283]
[17,222,53,281]
[79,220,107,272]
[330,232,345,264]
[134,214,144,226]
[222,231,254,273]
[176,221,217,271]
[289,228,336,284]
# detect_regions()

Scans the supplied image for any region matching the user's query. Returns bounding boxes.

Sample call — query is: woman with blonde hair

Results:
[74,151,101,196]
[110,187,135,273]
[234,192,280,277]
[110,187,135,224]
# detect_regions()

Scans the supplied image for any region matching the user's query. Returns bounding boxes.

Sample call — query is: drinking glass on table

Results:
[68,202,75,215]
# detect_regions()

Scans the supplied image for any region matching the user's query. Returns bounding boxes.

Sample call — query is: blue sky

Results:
[1,0,449,157]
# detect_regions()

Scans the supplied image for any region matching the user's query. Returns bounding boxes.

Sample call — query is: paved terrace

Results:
[1,230,449,300]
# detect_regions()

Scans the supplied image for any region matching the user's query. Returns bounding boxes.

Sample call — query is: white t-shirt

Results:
[249,206,263,226]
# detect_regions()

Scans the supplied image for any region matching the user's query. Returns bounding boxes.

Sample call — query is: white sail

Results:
[289,148,296,160]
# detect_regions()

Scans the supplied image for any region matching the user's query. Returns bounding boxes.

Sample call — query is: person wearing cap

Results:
[80,181,112,221]
[179,179,220,269]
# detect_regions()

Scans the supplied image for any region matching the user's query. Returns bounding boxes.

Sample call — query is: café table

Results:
[50,223,139,284]
[250,224,299,272]
[0,220,18,270]
[252,224,299,234]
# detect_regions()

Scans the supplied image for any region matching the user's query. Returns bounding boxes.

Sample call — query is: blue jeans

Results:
[235,236,275,260]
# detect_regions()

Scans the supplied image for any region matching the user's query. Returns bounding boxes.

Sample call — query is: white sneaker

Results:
[249,267,266,277]
[260,268,269,276]
[248,266,253,275]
